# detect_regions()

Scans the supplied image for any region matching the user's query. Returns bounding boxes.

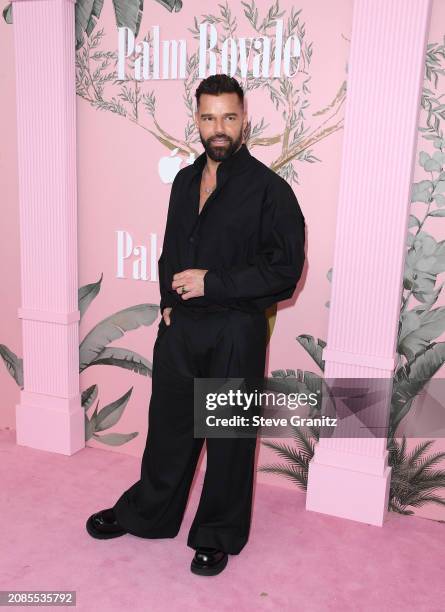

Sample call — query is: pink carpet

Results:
[0,427,443,612]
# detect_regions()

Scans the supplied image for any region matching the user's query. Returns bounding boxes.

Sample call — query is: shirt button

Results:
[189,236,195,243]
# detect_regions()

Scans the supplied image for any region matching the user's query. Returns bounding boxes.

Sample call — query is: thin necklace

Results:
[202,165,216,194]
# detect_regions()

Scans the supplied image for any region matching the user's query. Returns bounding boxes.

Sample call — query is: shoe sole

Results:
[85,516,127,540]
[190,554,228,576]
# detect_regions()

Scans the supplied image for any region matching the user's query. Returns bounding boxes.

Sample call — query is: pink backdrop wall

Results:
[2,0,445,521]
[74,0,349,483]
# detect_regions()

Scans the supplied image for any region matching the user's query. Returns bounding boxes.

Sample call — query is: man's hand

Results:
[172,269,208,300]
[162,307,173,326]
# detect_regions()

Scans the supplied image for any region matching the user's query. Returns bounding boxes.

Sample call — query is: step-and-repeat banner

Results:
[2,0,445,521]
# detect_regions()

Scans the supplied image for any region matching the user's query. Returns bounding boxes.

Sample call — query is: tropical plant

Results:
[261,39,445,516]
[3,0,182,50]
[260,422,320,490]
[387,436,445,515]
[259,416,445,516]
[1,273,160,446]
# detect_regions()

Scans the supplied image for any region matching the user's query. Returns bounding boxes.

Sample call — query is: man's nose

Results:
[214,118,226,133]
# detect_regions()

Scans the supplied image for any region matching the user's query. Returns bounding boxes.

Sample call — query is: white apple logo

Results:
[158,149,196,184]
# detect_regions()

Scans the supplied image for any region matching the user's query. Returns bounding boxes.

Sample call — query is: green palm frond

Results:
[388,436,445,514]
[262,430,445,513]
[260,426,318,491]
[411,452,445,477]
[259,463,308,489]
[388,435,407,465]
[308,424,321,441]
[261,439,311,471]
[405,440,435,467]
[290,424,318,456]
[389,499,414,515]
[402,494,445,508]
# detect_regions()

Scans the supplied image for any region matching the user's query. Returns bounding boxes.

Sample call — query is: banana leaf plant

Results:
[2,0,183,50]
[1,272,160,446]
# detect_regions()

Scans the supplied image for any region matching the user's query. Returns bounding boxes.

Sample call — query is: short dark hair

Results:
[195,74,244,107]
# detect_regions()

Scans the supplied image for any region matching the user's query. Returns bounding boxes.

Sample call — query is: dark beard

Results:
[199,129,243,162]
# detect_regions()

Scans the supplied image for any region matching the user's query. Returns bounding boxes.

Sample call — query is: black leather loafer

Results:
[86,508,127,539]
[190,547,228,576]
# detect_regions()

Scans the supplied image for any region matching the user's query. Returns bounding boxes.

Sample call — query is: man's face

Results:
[195,92,247,162]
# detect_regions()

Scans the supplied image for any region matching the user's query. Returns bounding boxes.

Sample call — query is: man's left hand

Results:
[172,269,208,300]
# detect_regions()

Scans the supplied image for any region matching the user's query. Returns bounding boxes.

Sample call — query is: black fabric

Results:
[159,143,306,314]
[112,304,268,554]
[112,144,306,555]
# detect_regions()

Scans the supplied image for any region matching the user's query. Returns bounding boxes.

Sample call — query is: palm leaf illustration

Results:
[390,342,445,436]
[1,275,160,447]
[88,347,153,376]
[0,345,23,389]
[79,303,158,371]
[387,436,445,514]
[79,272,103,320]
[3,0,183,50]
[259,425,320,491]
[295,335,326,372]
[82,384,99,411]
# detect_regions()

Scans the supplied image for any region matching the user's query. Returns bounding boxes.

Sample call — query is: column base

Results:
[16,390,84,455]
[305,451,391,527]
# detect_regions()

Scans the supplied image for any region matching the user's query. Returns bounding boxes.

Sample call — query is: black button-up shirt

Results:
[158,143,306,314]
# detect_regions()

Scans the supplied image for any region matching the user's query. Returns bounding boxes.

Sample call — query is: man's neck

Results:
[204,156,220,178]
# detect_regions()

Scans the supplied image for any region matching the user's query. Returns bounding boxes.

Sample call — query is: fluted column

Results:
[305,0,432,525]
[12,0,83,454]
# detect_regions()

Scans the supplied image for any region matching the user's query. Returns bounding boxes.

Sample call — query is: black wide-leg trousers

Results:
[112,303,268,554]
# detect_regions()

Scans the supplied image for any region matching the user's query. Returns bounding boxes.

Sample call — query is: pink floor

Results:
[0,427,443,612]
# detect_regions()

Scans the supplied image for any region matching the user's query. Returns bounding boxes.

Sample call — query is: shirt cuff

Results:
[204,270,225,302]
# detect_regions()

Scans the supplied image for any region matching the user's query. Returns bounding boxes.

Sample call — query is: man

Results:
[86,74,306,576]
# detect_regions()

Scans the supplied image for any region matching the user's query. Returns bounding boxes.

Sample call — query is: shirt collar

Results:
[191,142,251,178]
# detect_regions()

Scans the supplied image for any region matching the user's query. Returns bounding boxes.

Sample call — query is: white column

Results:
[12,0,83,454]
[306,0,433,525]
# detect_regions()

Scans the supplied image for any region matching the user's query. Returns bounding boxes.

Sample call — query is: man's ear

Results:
[194,109,199,130]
